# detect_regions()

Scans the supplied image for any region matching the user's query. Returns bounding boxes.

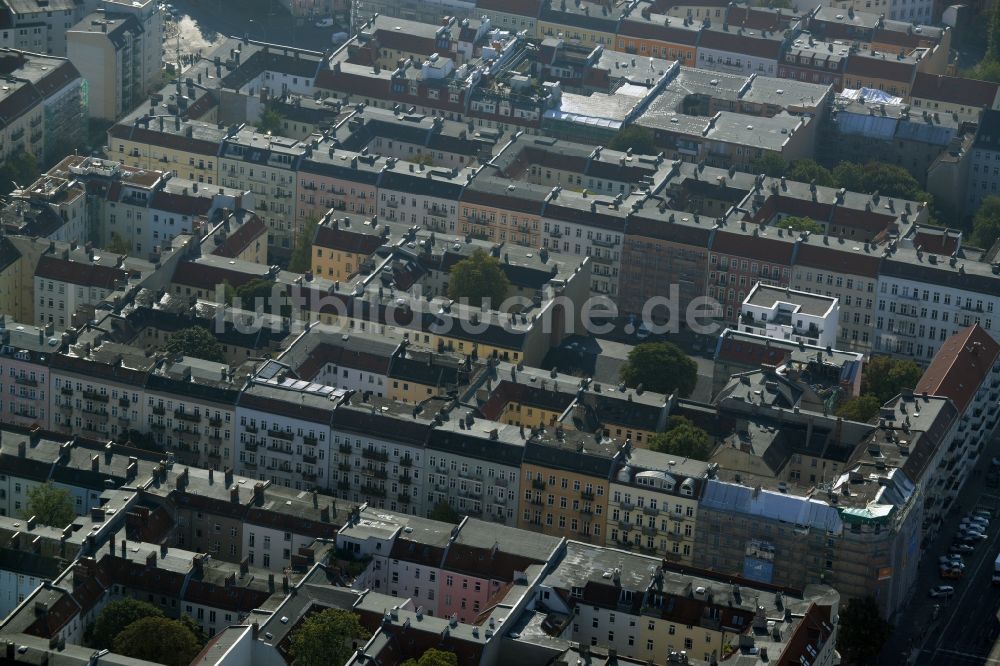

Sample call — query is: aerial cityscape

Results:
[0,0,996,664]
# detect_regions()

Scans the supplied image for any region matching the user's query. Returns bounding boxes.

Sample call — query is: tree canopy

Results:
[289,215,320,273]
[106,233,131,255]
[24,482,75,528]
[608,126,656,155]
[257,108,285,135]
[289,608,368,666]
[989,4,1000,64]
[0,151,39,197]
[971,196,1000,249]
[649,416,712,460]
[749,153,788,177]
[447,248,510,308]
[428,500,461,524]
[861,356,923,404]
[620,341,698,397]
[786,159,835,187]
[831,161,931,204]
[112,617,203,666]
[401,649,459,666]
[837,596,893,665]
[87,599,164,650]
[835,394,882,423]
[165,326,225,363]
[777,216,824,234]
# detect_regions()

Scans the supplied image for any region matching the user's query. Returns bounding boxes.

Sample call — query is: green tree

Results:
[989,5,1000,64]
[401,649,459,666]
[87,599,164,649]
[24,482,75,528]
[836,596,893,665]
[787,159,836,187]
[428,500,460,523]
[288,215,319,273]
[608,125,657,155]
[0,150,39,196]
[233,278,288,315]
[165,326,225,363]
[447,248,510,307]
[106,233,131,255]
[649,416,712,460]
[288,609,368,666]
[861,356,923,404]
[620,341,698,397]
[413,153,435,167]
[832,161,931,204]
[777,216,824,234]
[257,108,285,135]
[749,153,788,177]
[835,394,882,422]
[971,196,1000,249]
[112,617,202,666]
[965,60,1000,84]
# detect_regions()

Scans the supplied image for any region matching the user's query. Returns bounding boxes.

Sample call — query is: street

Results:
[881,434,1000,666]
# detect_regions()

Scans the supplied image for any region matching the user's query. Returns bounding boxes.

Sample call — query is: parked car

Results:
[939,555,964,566]
[315,17,335,27]
[940,568,963,580]
[951,544,975,554]
[962,531,988,541]
[929,585,955,598]
[974,509,994,519]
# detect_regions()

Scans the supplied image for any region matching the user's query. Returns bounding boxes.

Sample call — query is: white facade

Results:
[740,283,840,349]
[243,521,317,572]
[331,422,427,516]
[874,267,1000,362]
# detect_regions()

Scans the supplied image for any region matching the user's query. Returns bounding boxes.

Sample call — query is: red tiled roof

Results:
[35,255,128,289]
[150,190,214,217]
[844,54,916,83]
[711,230,794,264]
[915,324,1000,414]
[698,29,783,59]
[313,225,384,255]
[911,72,999,108]
[212,215,268,258]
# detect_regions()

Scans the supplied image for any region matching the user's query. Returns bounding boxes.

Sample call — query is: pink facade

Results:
[0,325,52,430]
[296,151,380,224]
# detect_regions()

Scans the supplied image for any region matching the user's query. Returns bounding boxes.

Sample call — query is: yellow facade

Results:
[459,202,541,248]
[517,465,609,545]
[388,378,448,404]
[111,134,220,185]
[536,20,615,49]
[497,401,564,429]
[311,246,368,283]
[606,484,698,564]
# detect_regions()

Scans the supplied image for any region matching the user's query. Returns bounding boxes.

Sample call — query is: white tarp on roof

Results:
[839,87,903,105]
[701,479,844,534]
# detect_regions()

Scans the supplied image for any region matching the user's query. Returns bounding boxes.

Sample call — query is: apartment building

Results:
[329,392,433,515]
[0,319,54,430]
[297,144,382,221]
[426,416,526,525]
[537,541,840,666]
[915,325,1000,510]
[0,0,100,56]
[144,356,242,472]
[376,159,469,232]
[67,0,163,120]
[518,429,623,545]
[607,451,708,566]
[0,49,86,166]
[234,371,347,492]
[909,73,1000,124]
[738,283,840,349]
[219,128,306,251]
[966,109,1000,214]
[109,116,228,185]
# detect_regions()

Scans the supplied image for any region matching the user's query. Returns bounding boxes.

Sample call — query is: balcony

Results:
[83,390,109,403]
[153,405,166,416]
[82,406,109,417]
[119,397,131,408]
[244,441,259,452]
[245,424,258,433]
[60,386,73,396]
[580,489,595,501]
[398,493,412,504]
[400,456,413,468]
[642,505,658,516]
[494,477,508,488]
[530,497,544,506]
[339,444,353,455]
[303,435,318,446]
[362,448,389,462]
[303,453,318,464]
[14,376,37,387]
[208,433,223,444]
[338,462,351,472]
[361,483,386,497]
[361,467,388,479]
[209,416,223,427]
[579,505,593,515]
[268,429,294,441]
[244,461,258,470]
[400,474,413,486]
[337,480,350,490]
[151,422,165,430]
[303,472,318,483]
[532,479,546,490]
[175,410,201,423]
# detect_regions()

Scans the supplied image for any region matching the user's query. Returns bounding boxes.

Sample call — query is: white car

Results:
[315,17,335,27]
[974,509,994,519]
[929,585,955,598]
